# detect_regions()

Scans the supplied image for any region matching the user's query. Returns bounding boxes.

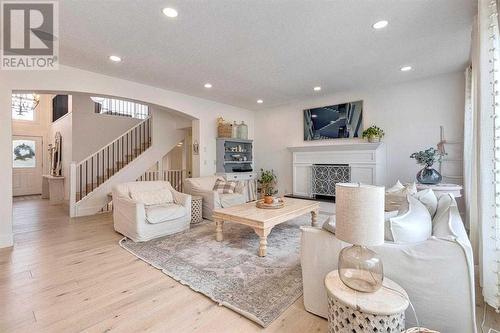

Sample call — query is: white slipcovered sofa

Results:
[113,181,191,242]
[301,194,476,333]
[184,176,245,220]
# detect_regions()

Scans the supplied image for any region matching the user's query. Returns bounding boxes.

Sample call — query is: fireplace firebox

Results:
[311,164,351,197]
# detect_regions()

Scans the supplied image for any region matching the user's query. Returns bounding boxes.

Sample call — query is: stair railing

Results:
[72,116,152,203]
[137,169,186,192]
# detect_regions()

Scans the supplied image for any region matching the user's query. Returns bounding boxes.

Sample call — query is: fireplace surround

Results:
[288,142,386,198]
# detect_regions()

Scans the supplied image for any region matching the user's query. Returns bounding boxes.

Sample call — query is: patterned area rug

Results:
[120,213,326,327]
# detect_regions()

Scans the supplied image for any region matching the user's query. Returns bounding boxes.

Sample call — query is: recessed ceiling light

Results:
[257,99,263,104]
[109,55,122,62]
[313,86,322,91]
[204,83,212,88]
[400,66,413,72]
[372,20,388,29]
[311,114,318,118]
[162,7,178,18]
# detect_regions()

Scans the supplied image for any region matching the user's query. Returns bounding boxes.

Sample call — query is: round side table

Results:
[325,270,409,333]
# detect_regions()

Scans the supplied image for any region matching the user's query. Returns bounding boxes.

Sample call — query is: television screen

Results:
[304,100,363,141]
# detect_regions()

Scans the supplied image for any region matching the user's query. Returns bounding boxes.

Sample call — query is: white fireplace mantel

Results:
[287,142,386,197]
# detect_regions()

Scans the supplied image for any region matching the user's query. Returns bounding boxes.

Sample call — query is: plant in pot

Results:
[410,147,446,185]
[362,125,385,143]
[258,169,278,204]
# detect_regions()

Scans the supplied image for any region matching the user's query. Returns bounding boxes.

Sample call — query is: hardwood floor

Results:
[0,198,327,333]
[2,197,500,332]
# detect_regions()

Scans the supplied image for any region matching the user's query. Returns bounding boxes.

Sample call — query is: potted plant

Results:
[362,125,385,143]
[410,147,446,184]
[258,169,278,204]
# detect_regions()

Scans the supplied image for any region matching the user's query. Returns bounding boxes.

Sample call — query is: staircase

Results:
[70,111,187,217]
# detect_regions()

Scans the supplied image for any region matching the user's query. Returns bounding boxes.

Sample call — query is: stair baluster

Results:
[74,117,152,203]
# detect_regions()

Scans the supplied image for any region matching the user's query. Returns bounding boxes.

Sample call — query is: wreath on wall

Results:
[14,143,35,161]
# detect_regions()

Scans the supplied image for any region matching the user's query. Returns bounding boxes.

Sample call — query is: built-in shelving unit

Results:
[216,138,253,174]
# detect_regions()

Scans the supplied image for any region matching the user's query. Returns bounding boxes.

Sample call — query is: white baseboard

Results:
[0,233,13,248]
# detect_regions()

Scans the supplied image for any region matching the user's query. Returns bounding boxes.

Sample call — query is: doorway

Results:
[12,135,43,196]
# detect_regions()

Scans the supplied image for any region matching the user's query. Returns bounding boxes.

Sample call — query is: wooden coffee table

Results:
[212,197,320,257]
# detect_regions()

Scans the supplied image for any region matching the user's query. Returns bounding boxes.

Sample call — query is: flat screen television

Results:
[304,100,363,141]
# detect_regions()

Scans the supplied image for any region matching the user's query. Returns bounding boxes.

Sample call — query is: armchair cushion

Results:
[145,203,187,224]
[130,188,173,206]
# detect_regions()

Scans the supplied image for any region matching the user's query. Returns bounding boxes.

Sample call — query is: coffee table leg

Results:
[254,228,271,257]
[215,219,224,241]
[311,209,319,227]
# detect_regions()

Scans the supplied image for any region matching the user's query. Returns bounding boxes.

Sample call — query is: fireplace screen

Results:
[312,164,350,197]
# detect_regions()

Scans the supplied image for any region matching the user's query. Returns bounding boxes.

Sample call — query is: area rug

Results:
[119,213,327,327]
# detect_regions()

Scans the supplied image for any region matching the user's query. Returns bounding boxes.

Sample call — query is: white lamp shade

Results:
[335,183,385,246]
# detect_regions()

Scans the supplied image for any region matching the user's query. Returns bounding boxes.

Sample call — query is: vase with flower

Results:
[410,147,446,185]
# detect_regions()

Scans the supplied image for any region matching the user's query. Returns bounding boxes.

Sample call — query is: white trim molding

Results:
[0,233,14,248]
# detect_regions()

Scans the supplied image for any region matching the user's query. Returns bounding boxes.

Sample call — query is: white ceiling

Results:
[58,0,476,110]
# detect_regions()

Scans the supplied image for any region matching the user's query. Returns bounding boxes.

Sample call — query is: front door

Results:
[12,136,43,196]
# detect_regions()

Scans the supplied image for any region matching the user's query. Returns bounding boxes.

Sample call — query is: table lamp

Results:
[335,183,385,293]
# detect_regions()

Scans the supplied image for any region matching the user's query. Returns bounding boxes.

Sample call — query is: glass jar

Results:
[232,121,238,138]
[238,121,248,139]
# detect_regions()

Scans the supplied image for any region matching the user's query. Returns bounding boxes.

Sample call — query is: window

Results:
[91,97,149,120]
[11,94,39,121]
[12,140,36,168]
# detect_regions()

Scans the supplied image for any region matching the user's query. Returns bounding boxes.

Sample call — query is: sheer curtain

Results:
[477,0,500,310]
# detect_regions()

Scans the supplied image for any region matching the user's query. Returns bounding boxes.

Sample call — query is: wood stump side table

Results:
[325,270,409,333]
[191,195,203,224]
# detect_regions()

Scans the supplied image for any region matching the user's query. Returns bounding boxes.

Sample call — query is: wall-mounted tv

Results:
[304,100,363,141]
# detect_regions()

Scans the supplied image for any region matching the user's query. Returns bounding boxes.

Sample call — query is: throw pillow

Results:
[413,189,438,217]
[385,181,417,212]
[130,188,173,206]
[213,179,237,194]
[387,195,432,243]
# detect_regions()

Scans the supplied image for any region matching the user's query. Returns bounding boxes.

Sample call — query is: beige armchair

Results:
[113,181,191,242]
[184,176,246,220]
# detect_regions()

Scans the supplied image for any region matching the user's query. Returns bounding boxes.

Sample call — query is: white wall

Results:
[71,93,141,162]
[0,65,254,247]
[255,72,465,194]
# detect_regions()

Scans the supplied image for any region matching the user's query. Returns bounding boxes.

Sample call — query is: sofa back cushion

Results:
[386,195,432,243]
[130,188,173,206]
[213,179,237,194]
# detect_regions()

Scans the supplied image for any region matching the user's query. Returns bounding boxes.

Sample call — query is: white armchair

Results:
[113,181,191,242]
[184,176,246,220]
